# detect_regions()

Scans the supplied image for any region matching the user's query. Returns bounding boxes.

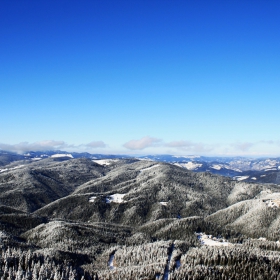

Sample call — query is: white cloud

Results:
[86,141,106,148]
[260,140,280,146]
[0,140,108,153]
[123,136,161,150]
[217,140,280,156]
[0,140,66,153]
[231,142,254,152]
[165,140,213,153]
[166,140,192,148]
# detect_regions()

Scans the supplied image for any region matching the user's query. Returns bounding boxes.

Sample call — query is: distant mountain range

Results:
[1,150,280,184]
[140,154,280,184]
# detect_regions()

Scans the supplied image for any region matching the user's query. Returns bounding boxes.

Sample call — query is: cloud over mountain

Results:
[86,141,106,148]
[0,140,66,153]
[0,140,108,153]
[231,142,254,152]
[123,136,161,150]
[165,140,213,153]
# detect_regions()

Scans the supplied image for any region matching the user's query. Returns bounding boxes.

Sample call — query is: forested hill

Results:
[1,156,280,279]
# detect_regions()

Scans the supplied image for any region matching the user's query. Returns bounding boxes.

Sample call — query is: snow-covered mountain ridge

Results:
[2,150,280,171]
[2,150,280,184]
[1,154,280,279]
[139,154,280,171]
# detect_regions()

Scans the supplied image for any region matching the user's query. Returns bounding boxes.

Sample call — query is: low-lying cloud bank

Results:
[122,137,280,156]
[165,140,213,153]
[0,138,280,156]
[123,136,161,150]
[0,141,66,153]
[122,137,215,153]
[0,140,106,153]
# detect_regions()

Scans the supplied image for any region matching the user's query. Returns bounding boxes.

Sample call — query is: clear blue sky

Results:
[1,0,280,156]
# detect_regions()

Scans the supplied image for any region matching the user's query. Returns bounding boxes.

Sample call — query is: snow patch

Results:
[137,157,155,161]
[258,237,267,241]
[265,199,280,208]
[0,231,8,239]
[140,164,159,172]
[51,154,73,158]
[172,155,200,159]
[234,176,249,181]
[174,162,202,170]
[224,166,242,172]
[89,196,96,203]
[266,200,277,208]
[196,233,232,247]
[211,164,222,170]
[93,159,119,165]
[159,202,168,206]
[106,193,127,204]
[265,168,277,171]
[0,165,25,173]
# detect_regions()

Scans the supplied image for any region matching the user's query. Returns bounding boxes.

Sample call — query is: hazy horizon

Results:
[1,147,280,159]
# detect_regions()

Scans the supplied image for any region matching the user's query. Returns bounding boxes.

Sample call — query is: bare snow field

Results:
[92,159,120,165]
[233,175,250,181]
[211,164,222,170]
[106,193,127,203]
[0,164,25,173]
[159,202,168,206]
[89,196,97,202]
[139,164,160,172]
[174,162,203,170]
[196,233,233,247]
[50,153,73,158]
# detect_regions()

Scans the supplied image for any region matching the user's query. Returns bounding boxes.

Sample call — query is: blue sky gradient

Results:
[1,0,280,156]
